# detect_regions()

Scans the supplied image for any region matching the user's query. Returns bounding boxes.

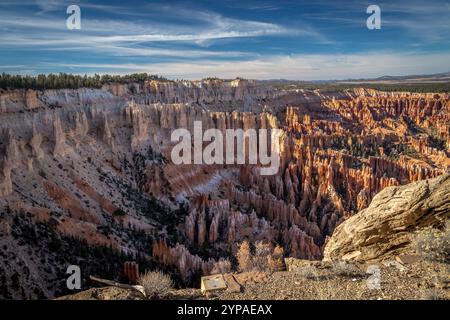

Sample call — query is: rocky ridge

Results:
[0,79,448,298]
[324,173,450,261]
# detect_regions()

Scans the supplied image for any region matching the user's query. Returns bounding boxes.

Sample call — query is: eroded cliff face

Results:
[0,80,448,298]
[323,173,450,262]
[102,78,275,112]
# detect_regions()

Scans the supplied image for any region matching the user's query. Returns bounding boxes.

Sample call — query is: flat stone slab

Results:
[200,274,227,294]
[233,271,269,285]
[223,274,242,293]
[284,258,313,271]
[396,254,421,265]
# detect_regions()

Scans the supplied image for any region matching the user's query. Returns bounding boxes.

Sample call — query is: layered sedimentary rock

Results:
[52,116,67,157]
[103,78,274,107]
[152,239,215,280]
[184,194,276,247]
[0,129,18,196]
[323,173,450,261]
[0,80,448,298]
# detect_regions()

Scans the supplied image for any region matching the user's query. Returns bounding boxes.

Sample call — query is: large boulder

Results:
[323,173,450,262]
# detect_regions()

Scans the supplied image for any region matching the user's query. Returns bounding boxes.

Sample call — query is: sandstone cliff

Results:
[323,173,450,261]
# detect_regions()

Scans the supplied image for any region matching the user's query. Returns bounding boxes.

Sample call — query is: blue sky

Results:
[0,0,449,79]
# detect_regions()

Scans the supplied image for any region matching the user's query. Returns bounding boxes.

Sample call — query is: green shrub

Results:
[295,265,318,280]
[413,221,449,263]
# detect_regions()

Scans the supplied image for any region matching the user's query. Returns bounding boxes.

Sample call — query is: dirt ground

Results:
[58,259,449,300]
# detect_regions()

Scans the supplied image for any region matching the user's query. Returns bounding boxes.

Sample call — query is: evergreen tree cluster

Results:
[0,72,169,90]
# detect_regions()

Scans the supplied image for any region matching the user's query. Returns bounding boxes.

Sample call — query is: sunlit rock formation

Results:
[0,80,448,298]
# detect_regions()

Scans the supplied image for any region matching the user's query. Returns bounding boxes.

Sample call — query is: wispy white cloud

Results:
[34,0,64,13]
[383,17,450,43]
[301,1,450,43]
[1,1,449,79]
[0,8,295,40]
[34,52,450,80]
[0,5,329,60]
[46,44,251,59]
[0,65,28,69]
